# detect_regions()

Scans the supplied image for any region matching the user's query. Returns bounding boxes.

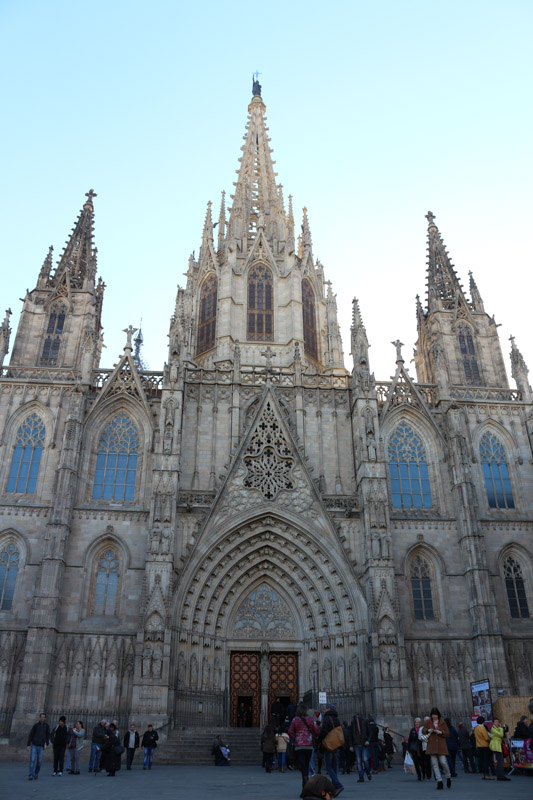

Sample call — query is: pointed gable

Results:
[89,351,152,421]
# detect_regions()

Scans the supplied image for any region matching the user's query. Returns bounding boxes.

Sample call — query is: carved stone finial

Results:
[252,71,262,96]
[425,210,436,226]
[123,325,138,352]
[261,346,276,371]
[391,339,404,363]
[85,189,97,205]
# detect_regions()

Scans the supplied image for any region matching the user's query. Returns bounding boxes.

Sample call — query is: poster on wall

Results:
[470,679,492,720]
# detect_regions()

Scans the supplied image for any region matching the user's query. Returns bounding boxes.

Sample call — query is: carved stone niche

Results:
[377,615,396,646]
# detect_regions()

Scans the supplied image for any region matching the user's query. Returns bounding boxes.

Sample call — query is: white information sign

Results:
[319,692,327,705]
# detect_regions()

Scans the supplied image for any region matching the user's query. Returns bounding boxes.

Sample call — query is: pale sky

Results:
[1,0,532,384]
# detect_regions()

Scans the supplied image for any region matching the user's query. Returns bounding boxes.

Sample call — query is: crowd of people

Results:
[25,713,159,780]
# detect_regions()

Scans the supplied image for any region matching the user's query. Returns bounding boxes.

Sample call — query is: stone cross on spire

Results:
[123,325,138,352]
[425,210,436,226]
[391,339,405,363]
[261,346,276,371]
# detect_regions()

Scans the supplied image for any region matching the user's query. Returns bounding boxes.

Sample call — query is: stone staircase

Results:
[157,727,261,766]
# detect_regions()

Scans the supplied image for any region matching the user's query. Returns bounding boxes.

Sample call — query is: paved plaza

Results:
[1,762,531,800]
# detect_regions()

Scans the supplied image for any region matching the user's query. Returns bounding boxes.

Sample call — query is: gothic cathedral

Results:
[0,85,532,736]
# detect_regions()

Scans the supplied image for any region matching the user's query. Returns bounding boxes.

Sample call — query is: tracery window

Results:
[6,413,46,494]
[92,413,139,502]
[457,323,481,385]
[41,301,67,366]
[302,279,318,360]
[0,543,19,611]
[196,274,217,355]
[479,431,514,509]
[91,548,120,616]
[247,263,273,341]
[503,556,530,618]
[387,423,432,509]
[410,554,435,620]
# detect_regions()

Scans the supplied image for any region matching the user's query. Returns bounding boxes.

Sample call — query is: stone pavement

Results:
[1,762,531,800]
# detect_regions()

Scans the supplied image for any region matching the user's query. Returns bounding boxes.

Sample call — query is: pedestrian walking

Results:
[51,715,69,776]
[123,722,140,770]
[141,723,159,770]
[318,703,344,797]
[88,719,107,772]
[26,712,50,781]
[423,707,452,789]
[288,703,320,797]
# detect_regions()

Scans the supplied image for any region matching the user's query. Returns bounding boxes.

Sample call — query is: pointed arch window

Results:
[503,556,530,618]
[197,273,217,355]
[92,413,139,502]
[247,263,273,341]
[388,423,432,509]
[410,554,435,620]
[0,543,19,611]
[41,301,67,365]
[457,323,481,385]
[480,431,514,509]
[91,548,120,616]
[302,279,318,360]
[6,413,45,494]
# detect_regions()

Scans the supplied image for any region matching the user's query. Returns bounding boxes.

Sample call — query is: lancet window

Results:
[6,413,45,494]
[302,279,318,360]
[387,423,432,509]
[410,554,435,620]
[457,323,481,385]
[91,547,120,616]
[92,413,139,502]
[0,543,19,611]
[479,431,514,509]
[41,301,67,365]
[196,273,217,355]
[503,556,530,618]
[247,263,273,341]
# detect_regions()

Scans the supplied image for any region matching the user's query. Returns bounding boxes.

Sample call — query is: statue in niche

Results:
[165,400,175,428]
[350,653,360,688]
[365,407,375,436]
[162,491,173,523]
[163,427,173,455]
[142,644,152,677]
[323,657,332,688]
[214,657,221,690]
[310,659,319,690]
[177,651,186,685]
[153,491,162,522]
[371,529,381,559]
[202,656,209,688]
[152,644,163,678]
[366,433,377,461]
[336,657,345,689]
[169,361,179,386]
[150,528,161,554]
[389,648,399,680]
[160,527,171,555]
[190,654,198,688]
[260,644,270,730]
[379,645,390,681]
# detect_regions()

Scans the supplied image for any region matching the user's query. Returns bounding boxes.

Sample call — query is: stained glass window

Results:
[41,302,67,365]
[92,548,119,616]
[197,274,217,355]
[504,556,530,618]
[480,431,514,509]
[388,423,432,509]
[302,279,318,360]
[6,413,45,494]
[0,543,19,611]
[457,323,481,385]
[92,413,139,502]
[410,555,435,620]
[248,264,273,341]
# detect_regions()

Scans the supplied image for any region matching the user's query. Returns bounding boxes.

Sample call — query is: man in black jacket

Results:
[318,704,344,798]
[141,724,159,770]
[123,723,140,769]
[51,715,70,776]
[27,713,50,781]
[89,719,107,772]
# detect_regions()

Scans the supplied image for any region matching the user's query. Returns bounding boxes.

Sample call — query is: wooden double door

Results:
[230,650,298,727]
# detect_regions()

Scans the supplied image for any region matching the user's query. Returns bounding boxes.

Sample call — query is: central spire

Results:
[227,87,285,244]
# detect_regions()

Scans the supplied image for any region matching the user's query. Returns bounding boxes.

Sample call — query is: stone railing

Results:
[0,365,78,383]
[450,386,522,402]
[185,365,349,389]
[91,369,164,397]
[375,381,438,408]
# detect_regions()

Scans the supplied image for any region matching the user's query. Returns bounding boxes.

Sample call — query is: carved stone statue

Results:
[336,657,345,689]
[350,653,360,688]
[152,644,163,678]
[323,657,332,688]
[310,658,319,690]
[153,492,162,522]
[177,651,186,685]
[160,527,171,554]
[202,655,209,688]
[366,433,377,461]
[150,528,160,554]
[252,77,262,96]
[371,529,381,559]
[142,644,152,677]
[214,657,221,690]
[389,648,400,680]
[379,645,390,680]
[190,654,198,688]
[162,491,173,523]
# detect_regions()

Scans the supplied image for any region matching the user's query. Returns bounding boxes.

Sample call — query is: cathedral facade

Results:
[0,86,532,737]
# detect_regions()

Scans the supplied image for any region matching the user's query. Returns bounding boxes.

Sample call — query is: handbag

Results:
[114,744,125,755]
[323,716,345,751]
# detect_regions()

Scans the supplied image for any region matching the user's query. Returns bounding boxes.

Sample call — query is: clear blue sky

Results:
[1,0,532,382]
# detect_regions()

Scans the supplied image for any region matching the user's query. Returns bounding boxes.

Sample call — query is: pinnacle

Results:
[50,191,97,289]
